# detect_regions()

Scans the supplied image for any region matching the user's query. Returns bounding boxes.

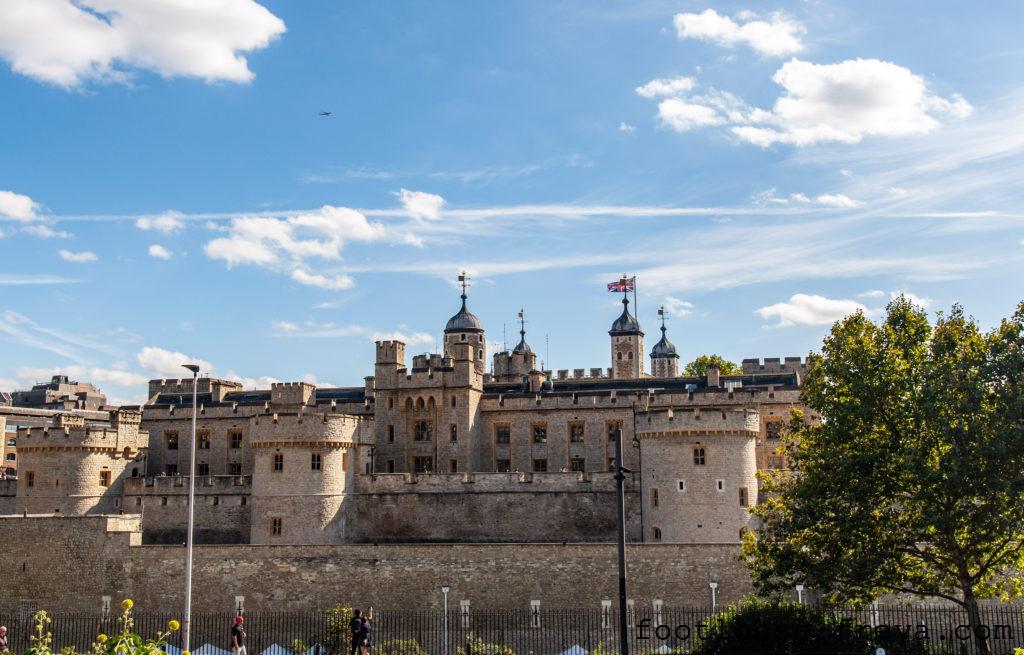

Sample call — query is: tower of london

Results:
[0,286,808,547]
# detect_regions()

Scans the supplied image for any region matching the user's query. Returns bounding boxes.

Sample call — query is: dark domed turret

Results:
[649,305,680,378]
[609,297,643,336]
[650,326,678,358]
[445,293,483,333]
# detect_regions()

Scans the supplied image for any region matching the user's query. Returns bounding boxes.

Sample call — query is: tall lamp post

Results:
[613,426,630,655]
[181,364,201,654]
[441,585,450,655]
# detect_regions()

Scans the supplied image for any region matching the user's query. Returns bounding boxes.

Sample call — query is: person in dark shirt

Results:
[231,615,247,655]
[348,610,363,655]
[358,608,373,655]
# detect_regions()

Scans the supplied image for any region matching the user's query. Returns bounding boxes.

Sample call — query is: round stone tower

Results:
[249,409,364,544]
[636,407,759,543]
[443,273,486,376]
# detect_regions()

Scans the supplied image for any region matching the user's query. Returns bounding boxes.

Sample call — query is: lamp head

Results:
[441,586,450,594]
[182,364,200,375]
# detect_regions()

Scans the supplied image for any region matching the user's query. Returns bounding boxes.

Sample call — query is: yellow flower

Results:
[97,635,109,644]
[168,620,180,632]
[121,599,134,611]
[183,650,191,655]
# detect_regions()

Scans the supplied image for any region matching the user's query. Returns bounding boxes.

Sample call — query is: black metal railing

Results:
[0,605,1022,655]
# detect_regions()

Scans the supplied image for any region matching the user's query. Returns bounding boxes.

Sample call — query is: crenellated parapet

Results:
[636,407,760,438]
[356,471,624,494]
[741,356,809,376]
[250,411,362,448]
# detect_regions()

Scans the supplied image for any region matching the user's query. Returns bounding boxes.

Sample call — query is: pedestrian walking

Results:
[348,610,363,655]
[0,625,9,653]
[359,608,373,655]
[231,615,247,655]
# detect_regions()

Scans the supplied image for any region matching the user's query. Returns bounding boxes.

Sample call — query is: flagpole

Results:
[633,275,638,323]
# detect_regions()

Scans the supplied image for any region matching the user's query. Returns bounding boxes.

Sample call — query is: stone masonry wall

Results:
[0,515,752,613]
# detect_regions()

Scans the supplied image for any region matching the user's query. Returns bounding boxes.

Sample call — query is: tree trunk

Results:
[962,588,992,655]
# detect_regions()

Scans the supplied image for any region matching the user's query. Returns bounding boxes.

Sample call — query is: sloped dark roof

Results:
[650,326,678,358]
[609,298,643,336]
[445,295,484,333]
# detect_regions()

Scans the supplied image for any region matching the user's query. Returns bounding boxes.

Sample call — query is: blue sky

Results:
[1,0,1022,404]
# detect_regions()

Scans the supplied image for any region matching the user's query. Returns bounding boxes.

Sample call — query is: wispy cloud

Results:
[0,275,82,285]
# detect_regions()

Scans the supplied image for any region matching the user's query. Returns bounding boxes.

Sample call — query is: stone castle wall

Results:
[0,515,751,613]
[122,476,251,544]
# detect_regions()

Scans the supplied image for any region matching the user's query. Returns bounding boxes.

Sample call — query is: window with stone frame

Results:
[495,425,511,444]
[450,424,458,442]
[228,462,242,476]
[765,420,784,441]
[532,424,548,444]
[165,431,179,450]
[693,447,706,466]
[739,486,748,507]
[386,460,395,473]
[606,421,623,442]
[229,429,243,449]
[569,423,585,443]
[607,457,616,472]
[273,453,284,472]
[165,464,177,476]
[651,488,659,508]
[495,459,511,472]
[197,462,210,476]
[450,459,458,472]
[652,527,662,541]
[388,425,395,442]
[271,517,282,536]
[311,453,322,470]
[413,456,434,473]
[767,454,784,469]
[532,458,548,472]
[198,429,211,449]
[570,457,585,472]
[413,420,432,442]
[26,470,35,487]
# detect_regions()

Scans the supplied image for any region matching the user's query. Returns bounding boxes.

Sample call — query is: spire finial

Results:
[518,308,526,339]
[457,270,469,305]
[659,305,667,335]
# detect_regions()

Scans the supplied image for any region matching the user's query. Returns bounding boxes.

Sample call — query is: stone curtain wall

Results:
[0,515,751,613]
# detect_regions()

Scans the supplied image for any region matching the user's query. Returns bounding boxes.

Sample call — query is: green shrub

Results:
[690,599,929,655]
[375,639,425,655]
[325,606,354,655]
[455,634,515,655]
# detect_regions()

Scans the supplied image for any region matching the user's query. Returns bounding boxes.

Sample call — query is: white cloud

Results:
[291,269,355,291]
[271,320,300,333]
[756,293,867,327]
[148,244,173,260]
[396,189,446,221]
[618,122,636,133]
[858,289,886,298]
[0,309,122,361]
[816,193,860,208]
[663,297,695,317]
[136,346,213,377]
[59,249,98,263]
[224,371,279,390]
[790,193,811,203]
[0,189,39,220]
[371,330,434,346]
[635,76,696,98]
[0,0,286,88]
[16,365,148,388]
[22,224,71,238]
[205,206,386,270]
[732,58,972,147]
[673,9,805,57]
[657,98,725,132]
[890,291,932,309]
[136,211,184,233]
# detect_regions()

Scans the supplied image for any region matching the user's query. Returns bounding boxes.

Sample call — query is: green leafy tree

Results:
[743,298,1024,655]
[683,355,742,377]
[325,606,354,655]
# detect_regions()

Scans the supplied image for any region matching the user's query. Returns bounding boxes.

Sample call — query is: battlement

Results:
[124,475,252,494]
[270,382,316,406]
[355,471,622,494]
[741,357,809,375]
[16,422,148,450]
[250,411,362,444]
[375,340,406,366]
[147,377,243,402]
[411,353,452,369]
[637,407,760,436]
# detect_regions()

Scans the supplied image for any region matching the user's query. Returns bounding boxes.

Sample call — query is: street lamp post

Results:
[181,364,201,654]
[441,585,450,655]
[795,584,805,606]
[614,425,630,655]
[709,582,718,612]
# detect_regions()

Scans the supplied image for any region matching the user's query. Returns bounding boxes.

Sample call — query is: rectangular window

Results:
[608,457,616,472]
[450,459,458,472]
[607,421,623,442]
[532,425,547,444]
[388,397,394,409]
[570,457,585,472]
[450,424,458,442]
[241,496,247,506]
[569,424,585,443]
[532,458,548,472]
[413,456,434,473]
[273,453,284,472]
[229,429,243,449]
[135,497,142,506]
[716,479,725,492]
[387,425,395,443]
[413,420,432,442]
[228,462,242,476]
[694,447,706,466]
[739,487,748,507]
[161,497,168,506]
[765,420,783,441]
[311,453,322,471]
[677,480,686,492]
[213,496,220,506]
[197,462,210,476]
[495,425,511,445]
[165,464,178,476]
[495,459,511,472]
[271,517,282,536]
[165,431,179,450]
[451,396,457,407]
[386,460,395,473]
[198,430,211,449]
[651,488,659,508]
[26,471,35,488]
[767,455,784,469]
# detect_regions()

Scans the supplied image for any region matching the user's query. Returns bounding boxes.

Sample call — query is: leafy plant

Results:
[325,605,354,655]
[90,600,179,655]
[456,634,515,655]
[375,639,425,655]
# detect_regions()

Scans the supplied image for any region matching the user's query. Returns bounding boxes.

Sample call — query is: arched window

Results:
[460,334,467,342]
[628,351,634,360]
[617,352,623,361]
[652,527,662,541]
[477,349,483,359]
[405,398,414,411]
[123,447,132,459]
[416,397,425,410]
[427,396,436,410]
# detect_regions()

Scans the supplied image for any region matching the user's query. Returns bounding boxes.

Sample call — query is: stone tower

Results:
[492,309,537,381]
[443,272,486,376]
[609,294,644,379]
[649,306,680,378]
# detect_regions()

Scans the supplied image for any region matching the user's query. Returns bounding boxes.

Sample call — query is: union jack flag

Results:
[607,276,635,292]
